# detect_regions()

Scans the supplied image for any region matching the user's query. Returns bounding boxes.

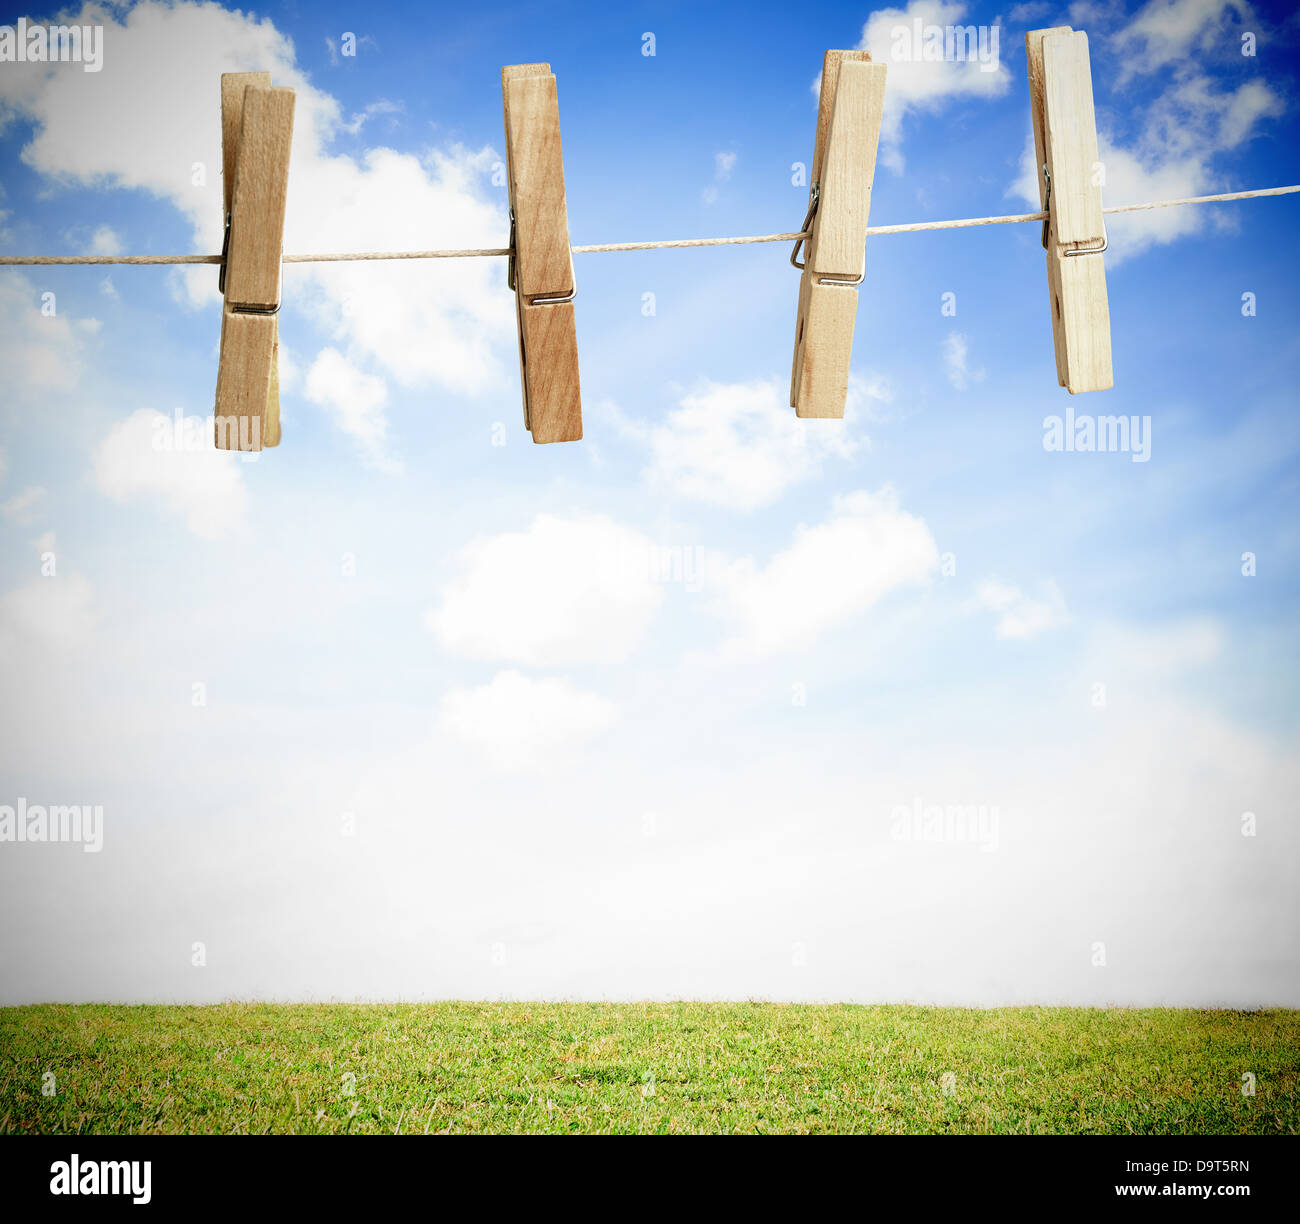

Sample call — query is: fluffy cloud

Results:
[633,377,876,511]
[847,0,1011,173]
[93,409,249,540]
[0,274,93,393]
[1008,1,1052,18]
[1012,134,1201,265]
[304,347,394,469]
[87,225,122,256]
[1,483,45,527]
[1009,5,1283,266]
[703,150,737,205]
[1086,615,1222,677]
[0,573,96,652]
[975,578,1070,640]
[1112,0,1257,80]
[942,331,983,390]
[0,1,515,462]
[437,670,618,771]
[712,487,937,658]
[1,486,46,525]
[428,514,665,666]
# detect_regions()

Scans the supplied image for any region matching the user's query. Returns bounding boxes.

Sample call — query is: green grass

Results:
[1,1003,1297,1134]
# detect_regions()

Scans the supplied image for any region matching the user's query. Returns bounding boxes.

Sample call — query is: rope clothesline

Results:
[0,184,1295,267]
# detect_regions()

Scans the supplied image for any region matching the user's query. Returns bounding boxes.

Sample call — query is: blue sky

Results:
[0,0,1297,1005]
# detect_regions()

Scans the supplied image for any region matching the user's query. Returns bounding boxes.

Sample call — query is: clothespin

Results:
[1025,27,1112,393]
[501,63,582,443]
[789,50,887,419]
[214,72,295,451]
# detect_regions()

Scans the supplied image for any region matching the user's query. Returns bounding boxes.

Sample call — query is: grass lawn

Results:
[1,1003,1297,1135]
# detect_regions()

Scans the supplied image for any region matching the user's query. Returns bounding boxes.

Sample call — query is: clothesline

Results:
[0,184,1295,267]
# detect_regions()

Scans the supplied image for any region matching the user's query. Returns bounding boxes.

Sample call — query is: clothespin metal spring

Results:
[1041,162,1108,257]
[790,183,819,270]
[219,213,283,315]
[506,208,575,305]
[789,182,865,287]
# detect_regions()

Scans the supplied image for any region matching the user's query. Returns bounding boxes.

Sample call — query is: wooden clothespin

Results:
[1025,27,1112,393]
[790,50,887,419]
[214,72,295,451]
[501,63,582,444]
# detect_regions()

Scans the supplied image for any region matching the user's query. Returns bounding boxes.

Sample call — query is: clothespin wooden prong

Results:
[215,73,295,451]
[502,63,582,444]
[1026,27,1112,394]
[790,50,887,419]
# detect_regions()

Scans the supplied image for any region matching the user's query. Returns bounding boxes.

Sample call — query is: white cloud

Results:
[0,1,515,452]
[0,446,8,486]
[0,574,96,652]
[283,143,512,400]
[88,225,122,256]
[428,514,665,666]
[637,378,872,511]
[340,99,404,137]
[1138,72,1284,161]
[847,0,1011,173]
[1088,615,1222,677]
[0,274,89,393]
[703,149,737,204]
[304,347,395,470]
[93,409,249,540]
[1012,82,1280,266]
[1113,0,1255,79]
[437,671,618,771]
[942,331,984,389]
[1009,10,1283,266]
[1,486,46,525]
[1011,132,1211,265]
[712,487,937,659]
[975,578,1070,640]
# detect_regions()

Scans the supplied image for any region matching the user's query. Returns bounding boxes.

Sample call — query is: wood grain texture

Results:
[223,85,295,309]
[502,63,582,444]
[793,282,859,419]
[1025,28,1070,383]
[214,309,275,451]
[220,72,270,217]
[503,73,574,298]
[808,59,887,279]
[520,301,582,443]
[1053,255,1112,393]
[1026,28,1112,394]
[1024,30,1067,213]
[791,50,885,418]
[264,331,282,447]
[215,79,294,452]
[1043,32,1105,249]
[810,50,872,187]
